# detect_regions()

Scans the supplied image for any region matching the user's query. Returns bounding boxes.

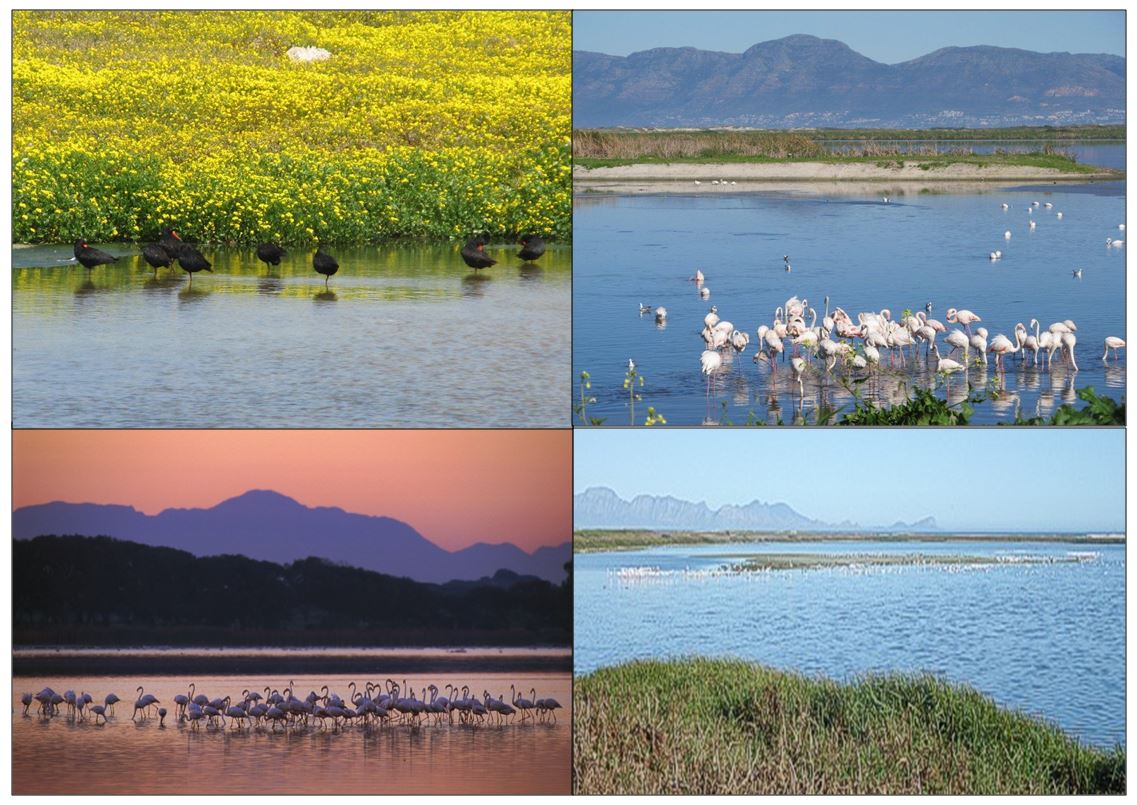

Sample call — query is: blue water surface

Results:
[573,180,1125,425]
[574,540,1125,749]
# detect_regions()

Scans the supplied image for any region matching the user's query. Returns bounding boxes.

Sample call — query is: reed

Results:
[574,658,1124,794]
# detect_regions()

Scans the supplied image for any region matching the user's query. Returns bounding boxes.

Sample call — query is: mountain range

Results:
[573,487,937,532]
[12,490,570,585]
[574,35,1125,128]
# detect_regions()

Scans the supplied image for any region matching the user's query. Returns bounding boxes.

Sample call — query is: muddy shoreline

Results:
[574,160,1121,195]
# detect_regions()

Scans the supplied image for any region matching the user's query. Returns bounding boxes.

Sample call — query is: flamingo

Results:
[700,286,711,299]
[944,329,970,362]
[703,306,719,330]
[700,350,722,397]
[930,344,964,374]
[946,308,981,335]
[20,693,32,715]
[690,269,705,284]
[987,330,1021,371]
[104,693,121,715]
[511,685,535,721]
[654,306,667,323]
[89,705,109,725]
[132,687,160,721]
[1061,332,1078,370]
[1102,336,1125,361]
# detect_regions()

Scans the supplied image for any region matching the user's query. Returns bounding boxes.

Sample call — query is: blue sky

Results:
[574,430,1123,532]
[573,11,1125,63]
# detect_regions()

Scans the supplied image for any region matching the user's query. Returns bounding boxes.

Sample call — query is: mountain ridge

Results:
[13,490,570,585]
[573,35,1125,128]
[574,486,937,532]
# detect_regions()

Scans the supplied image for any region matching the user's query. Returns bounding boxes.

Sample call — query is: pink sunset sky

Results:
[13,431,570,552]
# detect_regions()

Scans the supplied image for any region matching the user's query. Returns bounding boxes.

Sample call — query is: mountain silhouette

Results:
[574,35,1125,128]
[13,489,570,585]
[573,487,937,532]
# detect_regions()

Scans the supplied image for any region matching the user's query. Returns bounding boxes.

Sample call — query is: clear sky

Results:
[574,430,1123,532]
[573,11,1125,63]
[14,430,571,552]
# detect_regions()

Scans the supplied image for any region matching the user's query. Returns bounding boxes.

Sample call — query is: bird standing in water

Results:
[142,243,174,276]
[256,242,286,271]
[461,236,496,271]
[177,245,212,286]
[73,239,119,271]
[517,234,546,262]
[313,246,339,287]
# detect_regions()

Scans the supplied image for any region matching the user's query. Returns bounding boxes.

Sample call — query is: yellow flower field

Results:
[13,10,571,244]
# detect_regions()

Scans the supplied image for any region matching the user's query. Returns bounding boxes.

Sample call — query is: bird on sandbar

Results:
[460,236,496,271]
[256,242,286,270]
[177,245,212,285]
[313,246,339,287]
[517,234,546,262]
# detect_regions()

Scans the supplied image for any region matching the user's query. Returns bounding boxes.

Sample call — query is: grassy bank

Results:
[574,658,1124,794]
[574,529,1123,553]
[14,11,571,244]
[573,127,1116,174]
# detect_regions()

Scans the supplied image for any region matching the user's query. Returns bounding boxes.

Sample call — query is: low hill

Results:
[14,535,570,647]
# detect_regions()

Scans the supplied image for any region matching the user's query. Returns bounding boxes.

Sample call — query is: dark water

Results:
[12,242,570,427]
[822,142,1126,171]
[13,670,570,794]
[572,183,1124,425]
[575,540,1124,749]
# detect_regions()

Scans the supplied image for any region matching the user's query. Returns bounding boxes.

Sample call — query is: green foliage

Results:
[838,384,974,425]
[623,362,644,425]
[575,658,1125,795]
[574,370,605,426]
[1011,387,1125,426]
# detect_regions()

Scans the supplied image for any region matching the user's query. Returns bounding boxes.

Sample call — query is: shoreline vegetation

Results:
[573,127,1123,189]
[13,649,571,677]
[574,530,1123,553]
[573,658,1125,795]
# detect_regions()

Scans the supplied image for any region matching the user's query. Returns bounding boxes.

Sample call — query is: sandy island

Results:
[574,160,1122,195]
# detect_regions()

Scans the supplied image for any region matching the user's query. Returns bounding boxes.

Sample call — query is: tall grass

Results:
[573,129,825,160]
[574,658,1125,794]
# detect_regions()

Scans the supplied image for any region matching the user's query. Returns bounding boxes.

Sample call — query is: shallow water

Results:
[13,671,570,794]
[574,540,1124,749]
[572,183,1124,425]
[13,242,570,427]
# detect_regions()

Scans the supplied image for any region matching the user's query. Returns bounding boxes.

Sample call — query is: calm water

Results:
[13,671,570,794]
[13,242,570,427]
[573,183,1124,424]
[575,540,1124,748]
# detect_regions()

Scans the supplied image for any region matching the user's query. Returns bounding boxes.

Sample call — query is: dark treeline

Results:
[15,535,570,647]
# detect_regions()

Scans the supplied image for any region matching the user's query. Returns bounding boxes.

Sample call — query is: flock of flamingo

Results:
[637,202,1125,403]
[21,680,562,732]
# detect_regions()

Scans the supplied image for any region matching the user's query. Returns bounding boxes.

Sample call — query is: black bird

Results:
[142,243,174,275]
[256,242,286,270]
[159,228,184,259]
[73,239,119,270]
[313,246,339,287]
[177,245,212,285]
[517,234,546,262]
[460,236,496,271]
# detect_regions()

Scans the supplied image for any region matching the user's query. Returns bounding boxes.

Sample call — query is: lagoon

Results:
[574,539,1124,748]
[13,242,570,428]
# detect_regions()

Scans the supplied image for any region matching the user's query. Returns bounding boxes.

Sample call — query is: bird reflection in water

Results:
[461,274,491,298]
[178,286,210,303]
[518,264,543,282]
[314,290,338,303]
